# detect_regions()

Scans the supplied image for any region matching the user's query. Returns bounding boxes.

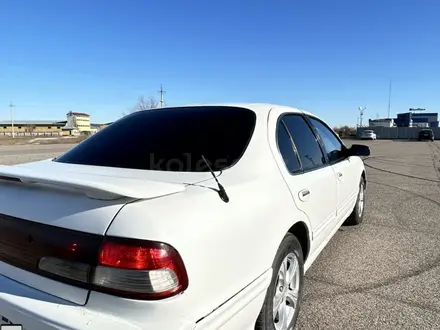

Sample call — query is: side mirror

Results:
[348,144,370,157]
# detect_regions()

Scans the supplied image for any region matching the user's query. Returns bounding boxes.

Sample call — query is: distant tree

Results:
[133,96,159,111]
[122,96,159,117]
[333,125,357,137]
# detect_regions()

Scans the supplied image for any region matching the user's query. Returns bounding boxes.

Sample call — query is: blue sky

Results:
[0,0,439,126]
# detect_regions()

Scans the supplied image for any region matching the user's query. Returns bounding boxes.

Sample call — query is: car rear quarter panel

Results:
[105,166,310,325]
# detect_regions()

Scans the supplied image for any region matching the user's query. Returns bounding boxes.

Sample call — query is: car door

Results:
[306,116,360,219]
[276,114,338,240]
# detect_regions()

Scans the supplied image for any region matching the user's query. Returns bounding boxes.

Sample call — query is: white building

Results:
[368,118,394,127]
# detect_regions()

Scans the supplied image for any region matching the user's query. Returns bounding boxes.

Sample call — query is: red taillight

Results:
[38,238,189,300]
[99,241,173,270]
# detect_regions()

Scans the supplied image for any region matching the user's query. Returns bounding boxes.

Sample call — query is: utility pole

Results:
[9,102,15,138]
[387,79,392,119]
[158,84,166,108]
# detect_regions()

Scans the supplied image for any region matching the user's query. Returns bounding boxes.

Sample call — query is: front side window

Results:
[55,106,257,172]
[308,117,345,163]
[281,114,326,171]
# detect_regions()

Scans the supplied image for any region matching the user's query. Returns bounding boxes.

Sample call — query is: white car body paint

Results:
[360,130,377,140]
[0,103,366,330]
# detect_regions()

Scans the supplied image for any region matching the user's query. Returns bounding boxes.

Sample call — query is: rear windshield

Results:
[54,106,256,172]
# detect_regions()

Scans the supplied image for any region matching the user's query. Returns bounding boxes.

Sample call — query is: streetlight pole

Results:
[358,106,367,127]
[10,102,15,138]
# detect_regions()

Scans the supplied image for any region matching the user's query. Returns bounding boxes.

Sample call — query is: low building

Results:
[0,112,112,137]
[395,112,439,127]
[368,118,394,127]
[0,120,67,136]
[91,122,113,132]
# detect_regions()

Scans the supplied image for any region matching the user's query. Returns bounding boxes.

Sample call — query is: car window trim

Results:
[274,117,303,175]
[304,115,349,165]
[278,113,330,174]
[280,120,303,172]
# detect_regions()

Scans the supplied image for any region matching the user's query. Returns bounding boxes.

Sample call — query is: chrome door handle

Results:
[299,189,310,202]
[301,190,310,197]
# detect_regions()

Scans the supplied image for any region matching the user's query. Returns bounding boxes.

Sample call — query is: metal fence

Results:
[357,127,440,140]
[0,132,62,137]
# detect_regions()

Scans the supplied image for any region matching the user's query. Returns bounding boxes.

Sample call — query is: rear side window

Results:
[276,123,301,173]
[281,115,326,171]
[55,106,256,172]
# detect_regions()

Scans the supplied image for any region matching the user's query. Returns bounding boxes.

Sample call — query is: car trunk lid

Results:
[0,161,192,305]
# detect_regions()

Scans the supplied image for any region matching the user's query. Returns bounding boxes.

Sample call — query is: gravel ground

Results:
[1,141,439,329]
[0,144,76,165]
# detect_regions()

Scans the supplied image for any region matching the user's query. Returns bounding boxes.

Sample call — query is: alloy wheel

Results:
[273,253,300,330]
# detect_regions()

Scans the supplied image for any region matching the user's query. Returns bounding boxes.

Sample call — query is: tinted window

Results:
[276,123,301,173]
[308,117,345,163]
[55,106,256,172]
[282,115,325,171]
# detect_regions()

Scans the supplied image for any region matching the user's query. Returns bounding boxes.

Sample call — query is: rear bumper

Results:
[0,268,272,330]
[0,274,140,330]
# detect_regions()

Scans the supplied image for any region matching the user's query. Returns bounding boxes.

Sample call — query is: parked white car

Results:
[360,129,377,140]
[0,104,370,330]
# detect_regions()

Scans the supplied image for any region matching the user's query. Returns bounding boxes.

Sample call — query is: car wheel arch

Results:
[287,221,311,262]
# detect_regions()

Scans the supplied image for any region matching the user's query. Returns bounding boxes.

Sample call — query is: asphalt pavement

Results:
[0,141,439,329]
[297,140,440,330]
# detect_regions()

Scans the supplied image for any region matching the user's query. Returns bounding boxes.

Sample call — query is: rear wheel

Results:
[256,234,304,330]
[344,178,365,226]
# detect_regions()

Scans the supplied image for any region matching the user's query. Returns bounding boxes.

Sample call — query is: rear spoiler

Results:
[0,165,186,200]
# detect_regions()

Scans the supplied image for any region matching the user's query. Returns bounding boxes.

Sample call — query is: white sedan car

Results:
[0,103,370,330]
[360,130,377,140]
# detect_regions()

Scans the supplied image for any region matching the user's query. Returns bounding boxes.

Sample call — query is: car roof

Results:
[166,102,312,117]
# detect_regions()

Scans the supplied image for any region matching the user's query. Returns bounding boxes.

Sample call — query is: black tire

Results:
[344,178,366,226]
[256,234,304,330]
